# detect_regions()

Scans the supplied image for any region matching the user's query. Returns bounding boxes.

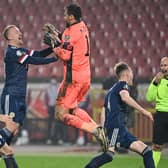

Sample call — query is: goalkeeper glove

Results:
[43,33,61,48]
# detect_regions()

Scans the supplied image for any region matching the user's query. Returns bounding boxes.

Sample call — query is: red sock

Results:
[63,113,83,129]
[73,108,93,123]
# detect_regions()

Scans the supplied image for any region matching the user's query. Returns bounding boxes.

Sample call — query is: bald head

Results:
[160,57,168,78]
[161,57,168,63]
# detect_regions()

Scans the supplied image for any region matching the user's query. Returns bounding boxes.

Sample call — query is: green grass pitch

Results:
[0,153,167,168]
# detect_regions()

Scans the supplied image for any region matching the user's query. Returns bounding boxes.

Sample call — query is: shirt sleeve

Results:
[121,82,129,92]
[15,48,57,64]
[146,79,157,102]
[24,56,57,65]
[29,47,53,58]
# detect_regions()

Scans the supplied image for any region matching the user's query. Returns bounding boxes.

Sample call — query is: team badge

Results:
[64,35,70,41]
[9,112,15,118]
[16,50,25,57]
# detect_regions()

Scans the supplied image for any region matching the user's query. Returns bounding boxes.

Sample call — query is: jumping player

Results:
[43,4,108,151]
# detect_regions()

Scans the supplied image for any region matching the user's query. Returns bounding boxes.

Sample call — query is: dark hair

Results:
[2,25,16,40]
[66,4,82,21]
[114,62,129,78]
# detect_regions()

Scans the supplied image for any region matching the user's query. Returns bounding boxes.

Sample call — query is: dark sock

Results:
[85,151,114,168]
[0,128,13,144]
[0,135,6,148]
[142,147,155,168]
[4,155,19,168]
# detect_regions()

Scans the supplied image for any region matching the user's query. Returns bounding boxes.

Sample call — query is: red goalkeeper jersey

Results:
[53,21,91,83]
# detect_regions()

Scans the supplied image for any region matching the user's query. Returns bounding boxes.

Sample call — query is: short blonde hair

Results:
[114,62,130,78]
[2,25,16,40]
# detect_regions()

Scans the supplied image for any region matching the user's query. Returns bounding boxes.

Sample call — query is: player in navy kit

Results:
[85,62,155,168]
[0,25,57,168]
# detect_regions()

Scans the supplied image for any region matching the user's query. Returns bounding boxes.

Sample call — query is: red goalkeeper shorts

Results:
[56,81,90,109]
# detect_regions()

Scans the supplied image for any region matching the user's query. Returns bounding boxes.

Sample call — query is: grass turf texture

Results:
[0,154,167,168]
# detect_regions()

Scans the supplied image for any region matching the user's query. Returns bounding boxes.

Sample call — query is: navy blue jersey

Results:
[2,45,57,96]
[104,81,129,129]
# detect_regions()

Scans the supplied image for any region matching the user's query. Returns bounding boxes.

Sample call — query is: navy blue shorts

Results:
[106,126,137,149]
[1,94,26,126]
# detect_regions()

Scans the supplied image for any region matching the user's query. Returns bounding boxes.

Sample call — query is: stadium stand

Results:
[0,0,168,80]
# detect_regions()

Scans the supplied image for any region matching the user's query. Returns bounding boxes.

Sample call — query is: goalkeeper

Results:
[146,57,168,167]
[43,3,109,152]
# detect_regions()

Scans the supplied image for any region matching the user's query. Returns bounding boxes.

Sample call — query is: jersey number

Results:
[85,35,90,56]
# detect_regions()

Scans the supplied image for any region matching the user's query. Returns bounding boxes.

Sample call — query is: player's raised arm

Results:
[29,47,53,58]
[119,89,153,121]
[23,55,58,65]
[146,72,164,102]
[15,49,58,65]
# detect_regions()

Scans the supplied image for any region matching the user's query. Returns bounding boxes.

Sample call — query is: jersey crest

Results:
[64,35,70,41]
[16,50,26,57]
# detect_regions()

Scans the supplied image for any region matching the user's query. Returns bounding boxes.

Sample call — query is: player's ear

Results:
[69,14,75,21]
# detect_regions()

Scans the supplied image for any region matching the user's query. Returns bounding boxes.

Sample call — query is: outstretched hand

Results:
[145,111,154,122]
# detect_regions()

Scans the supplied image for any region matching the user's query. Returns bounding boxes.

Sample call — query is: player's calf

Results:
[4,154,19,168]
[0,143,19,168]
[0,128,14,145]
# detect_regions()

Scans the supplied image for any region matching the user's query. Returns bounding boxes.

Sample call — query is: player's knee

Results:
[0,128,13,139]
[141,146,152,156]
[0,143,13,156]
[152,144,163,151]
[6,120,18,133]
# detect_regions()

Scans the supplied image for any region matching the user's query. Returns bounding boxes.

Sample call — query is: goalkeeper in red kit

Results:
[43,3,108,151]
